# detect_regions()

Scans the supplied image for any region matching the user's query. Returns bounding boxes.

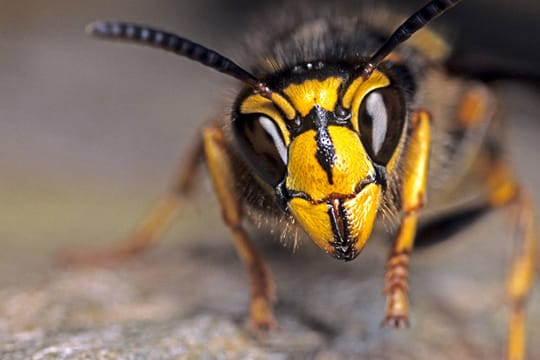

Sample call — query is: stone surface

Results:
[0,223,539,359]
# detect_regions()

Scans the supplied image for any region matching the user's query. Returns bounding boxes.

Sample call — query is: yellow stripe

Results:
[240,94,291,145]
[283,77,343,117]
[270,92,296,120]
[342,71,390,132]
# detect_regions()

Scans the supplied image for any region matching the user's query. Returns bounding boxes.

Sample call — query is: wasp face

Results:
[233,64,406,260]
[286,121,381,260]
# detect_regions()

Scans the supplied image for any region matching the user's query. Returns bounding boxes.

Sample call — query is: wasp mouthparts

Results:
[327,198,358,261]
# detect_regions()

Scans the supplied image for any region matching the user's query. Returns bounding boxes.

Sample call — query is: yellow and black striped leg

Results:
[484,160,537,360]
[60,137,204,265]
[383,110,431,327]
[203,125,277,331]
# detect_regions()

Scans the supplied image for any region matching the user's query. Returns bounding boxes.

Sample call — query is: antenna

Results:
[86,21,269,94]
[363,0,464,78]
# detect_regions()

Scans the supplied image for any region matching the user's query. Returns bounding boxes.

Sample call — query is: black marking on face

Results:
[327,199,355,261]
[308,106,336,185]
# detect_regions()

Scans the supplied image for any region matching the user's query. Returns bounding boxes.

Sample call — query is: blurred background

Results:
[0,0,539,357]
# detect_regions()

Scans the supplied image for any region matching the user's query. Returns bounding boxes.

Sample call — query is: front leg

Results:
[203,125,277,331]
[383,110,431,327]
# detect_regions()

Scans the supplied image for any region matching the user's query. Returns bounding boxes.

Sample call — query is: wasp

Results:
[65,0,537,358]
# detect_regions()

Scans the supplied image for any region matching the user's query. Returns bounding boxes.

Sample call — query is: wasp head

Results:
[233,64,406,260]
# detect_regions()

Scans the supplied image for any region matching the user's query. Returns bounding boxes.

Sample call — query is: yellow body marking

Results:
[286,126,373,200]
[288,199,335,254]
[342,70,389,109]
[283,77,342,117]
[343,184,381,252]
[270,92,296,120]
[289,183,381,256]
[240,94,291,145]
[342,71,391,132]
[382,110,431,327]
[401,111,431,212]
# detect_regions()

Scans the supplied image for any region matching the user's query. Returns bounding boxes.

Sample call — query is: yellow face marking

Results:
[282,77,343,117]
[342,70,389,108]
[343,183,381,253]
[288,198,335,254]
[286,126,373,200]
[342,71,391,132]
[286,125,380,257]
[240,94,291,145]
[270,92,296,120]
[288,182,381,257]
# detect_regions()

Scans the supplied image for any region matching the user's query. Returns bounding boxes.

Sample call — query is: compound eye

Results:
[232,114,287,186]
[357,87,405,165]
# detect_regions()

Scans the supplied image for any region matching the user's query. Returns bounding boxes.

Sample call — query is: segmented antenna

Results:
[86,21,271,95]
[363,0,464,78]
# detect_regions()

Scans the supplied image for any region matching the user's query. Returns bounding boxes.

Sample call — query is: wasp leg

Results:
[383,110,431,328]
[484,159,536,360]
[60,137,204,265]
[203,125,277,331]
[505,191,536,360]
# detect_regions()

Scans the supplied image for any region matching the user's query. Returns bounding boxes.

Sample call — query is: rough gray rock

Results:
[1,221,538,359]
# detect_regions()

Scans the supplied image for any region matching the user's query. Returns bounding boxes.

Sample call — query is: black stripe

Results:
[328,200,355,261]
[309,106,336,184]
